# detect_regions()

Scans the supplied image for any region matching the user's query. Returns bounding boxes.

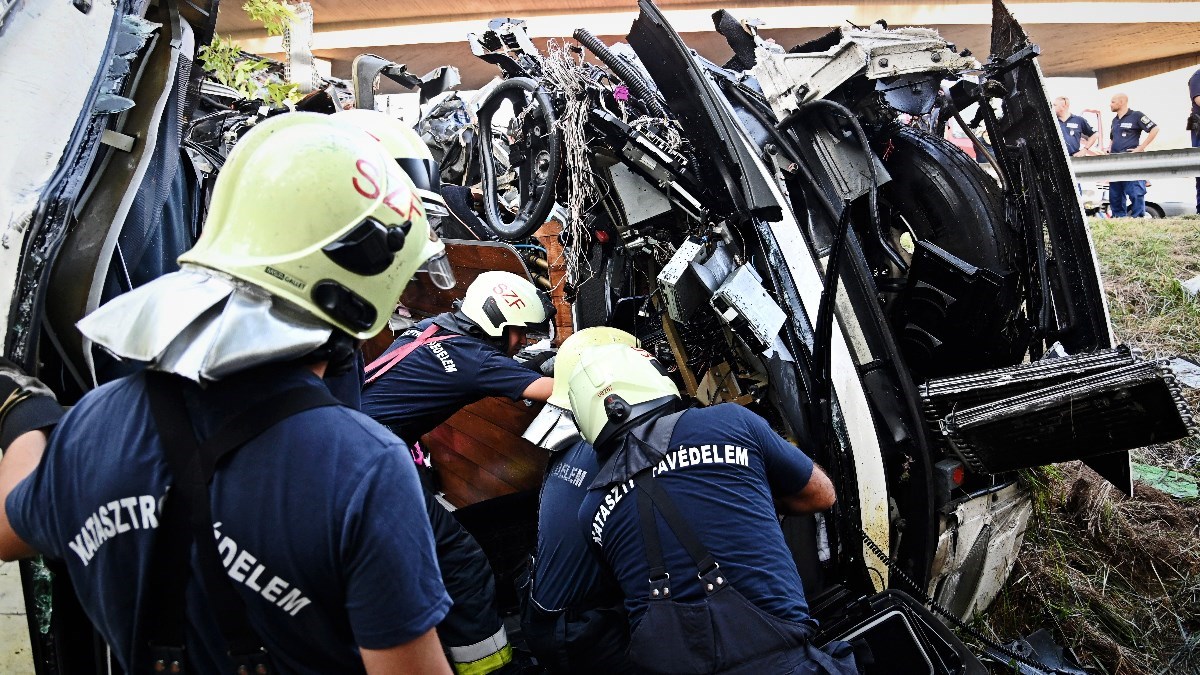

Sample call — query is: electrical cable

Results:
[572,28,669,120]
[857,527,1074,675]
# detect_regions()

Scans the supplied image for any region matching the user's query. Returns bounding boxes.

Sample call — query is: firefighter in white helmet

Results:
[551,344,855,674]
[0,113,454,673]
[361,269,555,674]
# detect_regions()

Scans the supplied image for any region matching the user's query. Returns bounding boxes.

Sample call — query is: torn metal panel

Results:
[628,0,781,222]
[2,0,147,369]
[928,482,1032,621]
[753,24,975,120]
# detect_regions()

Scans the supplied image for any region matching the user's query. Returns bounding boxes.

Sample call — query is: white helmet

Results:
[549,327,639,408]
[460,270,554,338]
[568,344,680,447]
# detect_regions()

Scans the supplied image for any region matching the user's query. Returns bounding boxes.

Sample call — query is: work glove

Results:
[515,348,556,376]
[0,358,63,449]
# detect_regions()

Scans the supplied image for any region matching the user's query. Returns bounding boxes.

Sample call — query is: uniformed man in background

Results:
[1107,92,1159,217]
[1053,96,1097,157]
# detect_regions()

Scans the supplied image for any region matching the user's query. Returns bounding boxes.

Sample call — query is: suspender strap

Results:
[632,471,719,580]
[363,324,458,385]
[143,371,340,672]
[634,486,669,582]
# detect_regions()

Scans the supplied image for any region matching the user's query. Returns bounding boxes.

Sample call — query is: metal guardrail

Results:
[1071,147,1200,182]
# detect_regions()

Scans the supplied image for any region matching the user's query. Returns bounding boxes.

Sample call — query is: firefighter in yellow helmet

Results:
[333,109,456,290]
[0,113,455,673]
[521,328,640,673]
[556,344,853,675]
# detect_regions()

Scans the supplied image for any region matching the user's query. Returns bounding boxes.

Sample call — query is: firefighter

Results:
[558,344,858,674]
[1107,92,1159,217]
[360,270,554,674]
[0,113,454,673]
[521,327,639,674]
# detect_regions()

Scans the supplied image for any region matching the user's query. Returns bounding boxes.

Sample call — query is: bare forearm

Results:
[0,430,47,560]
[778,463,837,515]
[1138,127,1160,151]
[521,376,554,403]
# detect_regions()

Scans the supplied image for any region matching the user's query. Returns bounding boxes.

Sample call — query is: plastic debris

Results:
[1132,463,1200,499]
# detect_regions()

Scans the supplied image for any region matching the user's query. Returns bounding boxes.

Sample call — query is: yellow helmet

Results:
[549,327,639,408]
[179,112,443,339]
[332,108,446,217]
[568,344,680,447]
[460,270,554,339]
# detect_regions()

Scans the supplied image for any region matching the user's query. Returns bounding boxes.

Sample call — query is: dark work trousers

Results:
[1110,179,1146,217]
[421,473,510,670]
[1192,128,1200,214]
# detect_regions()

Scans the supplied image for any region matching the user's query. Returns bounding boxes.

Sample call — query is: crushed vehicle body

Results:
[1,0,1194,671]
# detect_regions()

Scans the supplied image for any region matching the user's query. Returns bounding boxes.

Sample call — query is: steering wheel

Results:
[476,77,563,241]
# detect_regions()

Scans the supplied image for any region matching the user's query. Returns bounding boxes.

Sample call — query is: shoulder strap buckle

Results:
[149,645,187,673]
[231,647,271,674]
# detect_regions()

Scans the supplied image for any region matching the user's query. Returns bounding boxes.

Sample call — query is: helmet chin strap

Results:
[434,310,508,349]
[304,331,359,377]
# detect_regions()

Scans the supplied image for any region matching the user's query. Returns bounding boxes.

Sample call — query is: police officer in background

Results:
[1188,68,1200,214]
[1108,92,1160,217]
[1054,96,1097,157]
[361,270,554,674]
[558,344,857,674]
[0,114,453,673]
[522,328,639,674]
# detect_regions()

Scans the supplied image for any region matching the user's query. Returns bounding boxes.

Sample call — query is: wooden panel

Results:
[464,397,543,435]
[423,397,549,507]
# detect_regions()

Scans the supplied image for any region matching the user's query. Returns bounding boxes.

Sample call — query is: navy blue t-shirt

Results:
[1191,69,1200,118]
[1110,109,1156,153]
[1057,114,1095,155]
[360,318,542,445]
[533,439,615,611]
[7,366,450,674]
[577,404,815,629]
[1189,69,1200,146]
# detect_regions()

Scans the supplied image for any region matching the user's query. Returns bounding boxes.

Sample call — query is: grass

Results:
[976,217,1200,675]
[1089,216,1200,360]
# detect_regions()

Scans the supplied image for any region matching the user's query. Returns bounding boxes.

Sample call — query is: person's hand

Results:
[0,358,62,449]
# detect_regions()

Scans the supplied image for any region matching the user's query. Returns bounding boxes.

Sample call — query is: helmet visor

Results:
[423,251,456,290]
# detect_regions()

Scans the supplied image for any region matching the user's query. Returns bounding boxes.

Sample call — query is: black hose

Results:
[476,77,563,241]
[572,28,669,120]
[779,100,908,273]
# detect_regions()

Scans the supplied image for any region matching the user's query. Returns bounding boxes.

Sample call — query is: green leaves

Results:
[242,0,297,38]
[198,35,301,106]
